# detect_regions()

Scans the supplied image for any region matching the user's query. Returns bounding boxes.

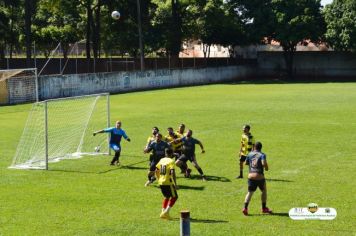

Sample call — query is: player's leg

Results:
[259,179,272,213]
[237,155,246,178]
[160,185,177,219]
[191,155,206,181]
[243,179,257,215]
[145,160,157,186]
[176,155,189,176]
[110,144,121,165]
[174,150,185,173]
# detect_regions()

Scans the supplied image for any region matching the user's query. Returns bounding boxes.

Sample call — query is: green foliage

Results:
[33,0,82,58]
[324,0,356,51]
[234,0,325,78]
[0,83,356,235]
[271,0,325,50]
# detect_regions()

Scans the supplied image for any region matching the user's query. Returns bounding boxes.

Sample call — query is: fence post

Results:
[180,210,190,236]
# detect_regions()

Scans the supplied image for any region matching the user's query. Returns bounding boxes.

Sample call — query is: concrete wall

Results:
[39,66,251,100]
[257,51,356,78]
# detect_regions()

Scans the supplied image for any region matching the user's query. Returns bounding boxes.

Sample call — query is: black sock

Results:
[244,202,249,209]
[197,167,204,176]
[181,162,188,172]
[240,170,243,176]
[262,202,266,209]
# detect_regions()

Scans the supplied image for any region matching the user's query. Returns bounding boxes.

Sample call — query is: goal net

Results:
[10,93,110,170]
[0,68,38,105]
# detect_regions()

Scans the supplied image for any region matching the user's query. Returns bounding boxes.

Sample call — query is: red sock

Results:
[162,198,169,209]
[169,197,177,207]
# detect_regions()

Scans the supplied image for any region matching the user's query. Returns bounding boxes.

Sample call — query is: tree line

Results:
[0,0,355,78]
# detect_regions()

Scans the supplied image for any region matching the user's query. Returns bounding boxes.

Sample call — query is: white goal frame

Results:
[10,93,110,170]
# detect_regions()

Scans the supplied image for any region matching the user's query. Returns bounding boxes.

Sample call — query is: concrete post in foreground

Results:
[180,210,190,236]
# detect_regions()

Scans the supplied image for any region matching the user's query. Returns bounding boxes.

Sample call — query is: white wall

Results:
[39,66,249,100]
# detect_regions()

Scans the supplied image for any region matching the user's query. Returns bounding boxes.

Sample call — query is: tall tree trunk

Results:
[86,0,92,59]
[92,0,101,59]
[170,0,182,58]
[25,0,32,67]
[282,43,296,80]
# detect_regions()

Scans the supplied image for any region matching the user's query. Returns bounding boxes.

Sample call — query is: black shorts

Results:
[240,155,247,162]
[248,178,266,192]
[178,154,195,163]
[160,185,178,198]
[149,156,164,171]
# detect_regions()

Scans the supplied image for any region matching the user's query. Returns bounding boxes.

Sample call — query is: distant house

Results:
[179,40,230,58]
[234,40,330,59]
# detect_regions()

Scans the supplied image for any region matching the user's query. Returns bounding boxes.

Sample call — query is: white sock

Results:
[165,206,171,213]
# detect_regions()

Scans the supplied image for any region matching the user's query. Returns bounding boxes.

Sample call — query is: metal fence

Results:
[0,57,257,75]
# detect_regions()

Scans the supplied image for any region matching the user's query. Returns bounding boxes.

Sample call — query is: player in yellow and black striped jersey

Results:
[237,124,255,179]
[174,124,185,155]
[155,148,178,219]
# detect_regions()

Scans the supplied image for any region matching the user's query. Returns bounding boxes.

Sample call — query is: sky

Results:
[321,0,333,6]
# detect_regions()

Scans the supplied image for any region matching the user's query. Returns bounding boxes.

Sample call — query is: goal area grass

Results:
[0,83,355,235]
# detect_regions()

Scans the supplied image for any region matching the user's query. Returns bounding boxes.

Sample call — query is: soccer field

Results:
[1,83,355,235]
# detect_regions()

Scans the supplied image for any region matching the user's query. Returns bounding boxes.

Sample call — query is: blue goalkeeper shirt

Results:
[104,127,128,147]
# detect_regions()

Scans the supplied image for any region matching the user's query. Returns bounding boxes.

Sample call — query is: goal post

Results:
[9,93,110,170]
[0,68,39,105]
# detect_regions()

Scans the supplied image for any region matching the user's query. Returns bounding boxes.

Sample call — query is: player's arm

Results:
[171,169,178,189]
[155,167,160,179]
[93,129,105,136]
[262,159,269,171]
[171,137,182,144]
[122,131,131,142]
[198,141,205,153]
[245,156,249,166]
[144,143,153,153]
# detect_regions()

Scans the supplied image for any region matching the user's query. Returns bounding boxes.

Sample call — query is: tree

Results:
[324,0,356,51]
[271,0,325,79]
[34,0,81,59]
[25,0,36,67]
[235,0,325,79]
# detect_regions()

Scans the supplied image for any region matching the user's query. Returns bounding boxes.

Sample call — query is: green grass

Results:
[1,83,356,235]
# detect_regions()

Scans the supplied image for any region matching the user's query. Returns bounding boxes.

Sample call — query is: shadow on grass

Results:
[189,174,231,182]
[266,178,294,182]
[248,212,289,217]
[190,218,229,223]
[98,160,147,174]
[177,185,205,191]
[50,160,147,174]
[168,218,229,224]
[50,169,95,174]
[151,185,205,191]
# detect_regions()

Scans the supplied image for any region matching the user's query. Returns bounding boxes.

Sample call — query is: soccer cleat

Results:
[262,207,273,214]
[202,176,207,181]
[160,211,172,220]
[236,175,243,179]
[116,161,120,166]
[110,163,115,166]
[144,180,152,187]
[242,208,248,216]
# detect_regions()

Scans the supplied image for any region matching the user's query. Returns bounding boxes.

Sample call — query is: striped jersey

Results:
[240,133,255,156]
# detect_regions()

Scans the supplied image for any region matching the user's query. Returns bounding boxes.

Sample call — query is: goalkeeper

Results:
[93,120,131,166]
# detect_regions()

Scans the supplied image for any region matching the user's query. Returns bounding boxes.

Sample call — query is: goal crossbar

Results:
[9,93,110,170]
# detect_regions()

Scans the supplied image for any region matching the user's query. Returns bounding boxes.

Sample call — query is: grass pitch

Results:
[0,83,355,235]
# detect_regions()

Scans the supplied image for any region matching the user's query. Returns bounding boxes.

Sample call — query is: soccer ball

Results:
[111,11,120,20]
[94,146,100,152]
